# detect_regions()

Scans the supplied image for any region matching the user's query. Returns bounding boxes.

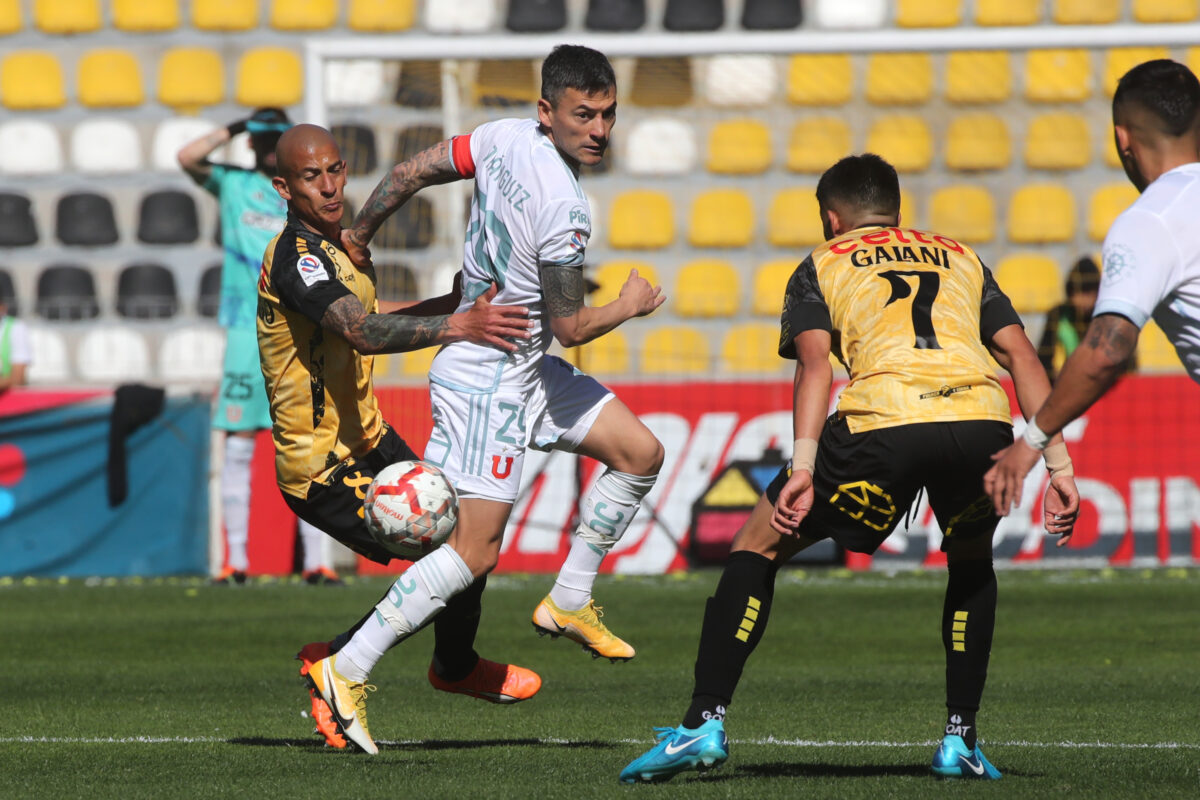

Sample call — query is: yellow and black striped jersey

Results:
[257,212,384,498]
[779,225,1021,433]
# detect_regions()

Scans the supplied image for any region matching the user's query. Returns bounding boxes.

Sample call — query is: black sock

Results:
[430,575,487,681]
[942,559,996,750]
[682,550,777,729]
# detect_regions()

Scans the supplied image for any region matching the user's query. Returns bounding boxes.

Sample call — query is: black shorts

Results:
[282,425,419,565]
[765,415,1013,555]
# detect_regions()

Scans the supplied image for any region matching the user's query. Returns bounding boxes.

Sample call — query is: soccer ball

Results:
[364,461,458,559]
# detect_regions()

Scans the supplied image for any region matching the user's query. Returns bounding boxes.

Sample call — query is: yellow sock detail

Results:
[735,596,761,642]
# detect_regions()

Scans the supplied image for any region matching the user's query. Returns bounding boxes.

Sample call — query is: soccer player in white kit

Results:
[986,59,1200,511]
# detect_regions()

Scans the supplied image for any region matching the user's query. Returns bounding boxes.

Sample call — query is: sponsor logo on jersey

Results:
[297,254,327,286]
[569,206,590,228]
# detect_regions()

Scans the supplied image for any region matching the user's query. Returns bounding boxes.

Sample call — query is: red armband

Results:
[450,134,475,178]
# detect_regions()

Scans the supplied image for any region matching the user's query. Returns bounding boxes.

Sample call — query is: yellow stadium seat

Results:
[401,347,437,378]
[930,186,995,243]
[34,0,100,33]
[592,261,662,307]
[1024,50,1092,103]
[1054,0,1119,23]
[630,57,693,107]
[271,0,336,29]
[786,54,852,106]
[236,48,302,108]
[945,113,1011,171]
[1088,184,1139,242]
[786,117,851,174]
[752,261,795,316]
[976,0,1039,24]
[675,260,740,318]
[721,324,784,374]
[371,353,393,379]
[78,51,144,109]
[767,189,823,248]
[1024,112,1091,170]
[897,0,960,27]
[1008,184,1076,244]
[576,331,631,375]
[349,0,415,31]
[866,54,933,106]
[114,0,179,31]
[1134,0,1197,22]
[193,0,259,31]
[0,0,20,34]
[158,49,224,111]
[707,119,772,175]
[1104,47,1171,97]
[899,189,918,228]
[945,51,1011,104]
[474,60,537,107]
[1137,321,1183,373]
[609,192,674,249]
[993,254,1063,314]
[865,115,932,173]
[1,51,65,110]
[689,190,754,248]
[641,326,711,375]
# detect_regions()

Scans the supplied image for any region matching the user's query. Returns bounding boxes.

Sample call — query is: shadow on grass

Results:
[701,761,933,781]
[228,737,618,752]
[228,737,332,749]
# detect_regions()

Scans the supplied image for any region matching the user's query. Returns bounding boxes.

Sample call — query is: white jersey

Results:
[431,117,591,392]
[1096,162,1200,382]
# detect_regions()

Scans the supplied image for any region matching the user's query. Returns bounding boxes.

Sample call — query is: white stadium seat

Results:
[0,120,64,175]
[151,117,218,172]
[623,117,697,176]
[702,55,778,107]
[25,326,71,383]
[71,118,142,174]
[811,0,887,28]
[77,327,151,383]
[324,59,386,107]
[158,325,225,382]
[425,0,497,33]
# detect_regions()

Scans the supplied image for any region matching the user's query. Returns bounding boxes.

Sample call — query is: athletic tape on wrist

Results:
[1021,418,1051,451]
[792,438,818,475]
[1042,441,1074,478]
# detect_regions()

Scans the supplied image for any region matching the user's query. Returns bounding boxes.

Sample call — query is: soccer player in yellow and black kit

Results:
[620,154,1081,784]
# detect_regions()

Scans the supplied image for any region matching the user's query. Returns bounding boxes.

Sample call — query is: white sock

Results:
[550,536,607,611]
[299,519,327,572]
[220,436,255,572]
[335,544,473,681]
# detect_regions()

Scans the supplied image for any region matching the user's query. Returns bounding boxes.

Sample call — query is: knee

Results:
[626,433,664,476]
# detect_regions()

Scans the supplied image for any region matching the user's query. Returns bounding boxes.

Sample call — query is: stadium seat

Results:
[394,61,442,108]
[930,186,995,243]
[786,117,851,173]
[945,51,1012,104]
[1054,0,1119,24]
[689,190,754,248]
[34,0,101,33]
[400,347,437,379]
[151,118,218,171]
[993,254,1063,313]
[507,0,565,31]
[325,59,385,107]
[57,193,119,247]
[426,0,496,32]
[0,0,20,34]
[702,56,777,106]
[77,50,145,108]
[641,325,711,375]
[0,193,37,247]
[897,0,959,27]
[945,113,1011,171]
[1088,184,1139,242]
[158,48,224,111]
[1024,50,1092,103]
[752,261,794,316]
[866,54,933,105]
[374,262,418,303]
[664,0,723,29]
[624,118,697,175]
[674,260,740,318]
[721,324,783,373]
[26,327,70,383]
[1008,184,1076,244]
[71,119,142,174]
[113,0,178,31]
[474,60,537,108]
[786,54,853,106]
[36,265,99,321]
[158,326,225,382]
[192,0,258,30]
[1,51,65,110]
[1104,47,1171,97]
[630,57,693,107]
[392,124,442,163]
[707,119,772,174]
[236,48,302,108]
[1134,0,1197,22]
[271,0,336,29]
[374,196,433,250]
[331,124,377,175]
[348,0,414,31]
[865,115,932,173]
[116,263,179,320]
[899,189,918,229]
[585,0,645,30]
[1137,321,1183,373]
[590,261,661,307]
[197,263,221,317]
[575,331,631,375]
[767,188,823,247]
[811,0,886,27]
[975,0,1039,24]
[0,121,62,175]
[0,268,15,313]
[1024,112,1090,171]
[137,190,199,245]
[742,0,801,29]
[609,192,674,249]
[77,327,152,383]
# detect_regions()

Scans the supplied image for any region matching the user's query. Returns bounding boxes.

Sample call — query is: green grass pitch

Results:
[4,568,1199,799]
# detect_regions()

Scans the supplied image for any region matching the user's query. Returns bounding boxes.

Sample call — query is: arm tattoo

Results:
[540,264,585,318]
[1083,314,1138,365]
[321,295,451,354]
[349,140,460,248]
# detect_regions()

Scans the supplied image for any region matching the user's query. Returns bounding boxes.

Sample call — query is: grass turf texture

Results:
[4,568,1199,799]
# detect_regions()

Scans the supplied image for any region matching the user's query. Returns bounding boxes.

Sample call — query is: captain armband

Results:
[792,438,818,476]
[1042,441,1074,479]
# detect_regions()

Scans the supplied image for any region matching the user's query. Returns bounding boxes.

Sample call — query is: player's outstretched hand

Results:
[619,268,666,318]
[455,283,531,352]
[771,469,814,536]
[983,439,1042,516]
[1043,474,1079,547]
[339,229,373,269]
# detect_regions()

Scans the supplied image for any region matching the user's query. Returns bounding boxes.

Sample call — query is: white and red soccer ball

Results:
[364,461,458,559]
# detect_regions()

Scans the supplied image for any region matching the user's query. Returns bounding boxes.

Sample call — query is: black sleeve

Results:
[979,263,1023,344]
[269,232,352,325]
[778,255,832,360]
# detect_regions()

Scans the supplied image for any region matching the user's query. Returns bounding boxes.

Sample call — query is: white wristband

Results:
[1022,418,1051,451]
[792,438,818,475]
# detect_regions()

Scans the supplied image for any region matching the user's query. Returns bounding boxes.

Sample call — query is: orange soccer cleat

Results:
[428,657,542,704]
[296,642,347,749]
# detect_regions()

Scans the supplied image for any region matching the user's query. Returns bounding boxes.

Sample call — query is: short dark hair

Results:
[1113,59,1200,137]
[815,153,901,217]
[540,45,616,105]
[1066,256,1101,295]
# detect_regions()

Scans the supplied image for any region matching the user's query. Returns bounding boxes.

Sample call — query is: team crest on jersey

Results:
[296,254,327,286]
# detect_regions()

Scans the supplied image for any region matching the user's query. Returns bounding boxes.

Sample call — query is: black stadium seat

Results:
[197,263,221,318]
[0,268,17,315]
[585,0,645,31]
[374,196,433,250]
[375,262,418,303]
[0,192,38,246]
[56,191,118,246]
[116,263,179,319]
[137,189,199,244]
[332,124,378,176]
[36,264,99,321]
[664,0,724,31]
[506,0,566,32]
[741,0,801,29]
[393,125,442,164]
[394,61,442,108]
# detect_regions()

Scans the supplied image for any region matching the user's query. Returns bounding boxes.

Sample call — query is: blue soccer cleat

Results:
[931,734,1002,779]
[619,718,729,784]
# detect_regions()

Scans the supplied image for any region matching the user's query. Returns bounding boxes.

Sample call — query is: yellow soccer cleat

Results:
[304,653,378,755]
[532,595,636,662]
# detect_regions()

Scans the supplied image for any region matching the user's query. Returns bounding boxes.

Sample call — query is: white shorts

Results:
[425,355,613,502]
